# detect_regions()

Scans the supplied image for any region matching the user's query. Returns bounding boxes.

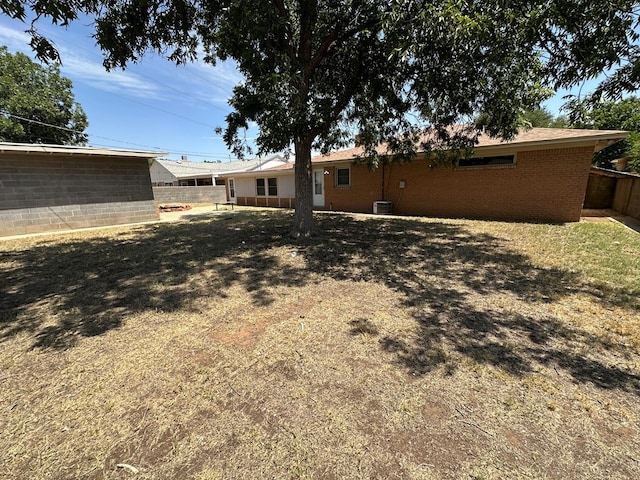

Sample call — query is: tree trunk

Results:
[291,136,314,238]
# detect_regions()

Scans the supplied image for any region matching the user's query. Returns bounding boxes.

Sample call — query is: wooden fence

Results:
[585,168,640,220]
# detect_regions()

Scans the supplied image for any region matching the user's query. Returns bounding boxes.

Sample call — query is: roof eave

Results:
[0,143,167,159]
[310,132,630,164]
[474,132,629,155]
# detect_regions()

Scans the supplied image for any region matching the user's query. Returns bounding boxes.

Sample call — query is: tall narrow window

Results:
[336,167,350,187]
[268,177,278,196]
[256,178,266,196]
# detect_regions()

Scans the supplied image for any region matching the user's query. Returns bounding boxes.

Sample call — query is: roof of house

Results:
[225,127,628,176]
[313,127,628,164]
[0,142,167,159]
[154,154,286,179]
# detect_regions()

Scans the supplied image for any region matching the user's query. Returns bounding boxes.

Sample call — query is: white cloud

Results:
[0,21,162,99]
[170,53,244,105]
[60,55,162,99]
[0,24,31,51]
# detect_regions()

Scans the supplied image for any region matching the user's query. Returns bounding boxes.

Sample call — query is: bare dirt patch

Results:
[1,209,639,479]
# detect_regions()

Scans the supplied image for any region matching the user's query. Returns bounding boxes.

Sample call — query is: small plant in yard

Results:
[1,209,639,479]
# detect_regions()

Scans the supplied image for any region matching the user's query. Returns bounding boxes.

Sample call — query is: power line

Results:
[40,27,232,113]
[1,27,249,158]
[0,110,82,135]
[71,78,219,129]
[0,110,235,158]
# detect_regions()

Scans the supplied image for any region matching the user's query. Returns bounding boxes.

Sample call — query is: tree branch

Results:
[305,30,339,78]
[271,0,296,61]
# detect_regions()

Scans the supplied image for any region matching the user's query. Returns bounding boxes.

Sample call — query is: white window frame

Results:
[256,177,278,196]
[267,177,278,196]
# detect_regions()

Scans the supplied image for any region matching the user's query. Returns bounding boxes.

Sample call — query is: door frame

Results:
[312,169,325,207]
[228,178,237,204]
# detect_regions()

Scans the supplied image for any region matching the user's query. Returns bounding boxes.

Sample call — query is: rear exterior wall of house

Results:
[322,146,594,222]
[232,175,296,208]
[0,154,158,237]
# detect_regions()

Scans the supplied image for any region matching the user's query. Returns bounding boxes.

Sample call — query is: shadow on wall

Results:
[0,211,638,393]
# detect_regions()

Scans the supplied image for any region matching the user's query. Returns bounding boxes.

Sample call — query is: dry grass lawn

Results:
[1,208,639,479]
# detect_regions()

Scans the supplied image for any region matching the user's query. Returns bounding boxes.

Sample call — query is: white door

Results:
[313,169,324,207]
[228,178,237,204]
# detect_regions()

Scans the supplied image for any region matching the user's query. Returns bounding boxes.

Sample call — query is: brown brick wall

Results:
[323,146,594,222]
[0,154,158,236]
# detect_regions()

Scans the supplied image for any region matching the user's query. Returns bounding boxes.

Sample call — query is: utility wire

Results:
[40,27,232,113]
[2,28,248,158]
[0,110,236,159]
[71,78,219,129]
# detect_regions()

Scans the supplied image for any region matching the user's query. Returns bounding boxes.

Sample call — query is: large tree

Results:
[569,96,640,172]
[4,1,640,236]
[0,46,88,145]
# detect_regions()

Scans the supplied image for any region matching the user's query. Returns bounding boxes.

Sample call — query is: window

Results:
[256,178,266,196]
[268,177,278,196]
[458,155,515,168]
[336,167,350,187]
[256,177,278,196]
[228,179,236,198]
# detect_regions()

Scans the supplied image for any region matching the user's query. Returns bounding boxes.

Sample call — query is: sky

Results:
[0,13,601,162]
[0,14,253,161]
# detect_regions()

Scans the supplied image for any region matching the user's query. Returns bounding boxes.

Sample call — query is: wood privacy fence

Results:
[585,168,640,220]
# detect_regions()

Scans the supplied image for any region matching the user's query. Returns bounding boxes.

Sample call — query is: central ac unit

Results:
[373,201,392,214]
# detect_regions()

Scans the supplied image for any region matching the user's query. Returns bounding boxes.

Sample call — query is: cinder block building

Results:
[224,128,628,222]
[0,143,165,237]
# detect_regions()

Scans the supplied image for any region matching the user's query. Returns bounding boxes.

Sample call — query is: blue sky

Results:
[1,14,598,162]
[0,15,250,161]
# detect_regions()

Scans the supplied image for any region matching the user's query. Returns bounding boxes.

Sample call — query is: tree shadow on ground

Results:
[302,214,640,394]
[0,210,638,393]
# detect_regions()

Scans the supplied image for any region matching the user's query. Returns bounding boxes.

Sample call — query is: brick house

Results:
[0,143,166,237]
[223,128,628,222]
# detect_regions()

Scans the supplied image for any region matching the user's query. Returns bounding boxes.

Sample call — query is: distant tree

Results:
[569,97,640,172]
[4,1,640,235]
[0,46,88,145]
[522,107,568,128]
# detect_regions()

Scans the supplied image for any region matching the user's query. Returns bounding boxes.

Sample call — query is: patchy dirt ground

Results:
[1,209,639,479]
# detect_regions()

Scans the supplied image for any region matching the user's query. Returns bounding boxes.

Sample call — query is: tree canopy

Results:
[570,97,640,172]
[522,107,568,128]
[4,1,640,235]
[0,46,88,145]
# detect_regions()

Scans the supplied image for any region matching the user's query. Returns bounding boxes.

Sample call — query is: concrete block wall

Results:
[323,146,594,222]
[0,200,158,236]
[0,154,158,237]
[152,186,227,205]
